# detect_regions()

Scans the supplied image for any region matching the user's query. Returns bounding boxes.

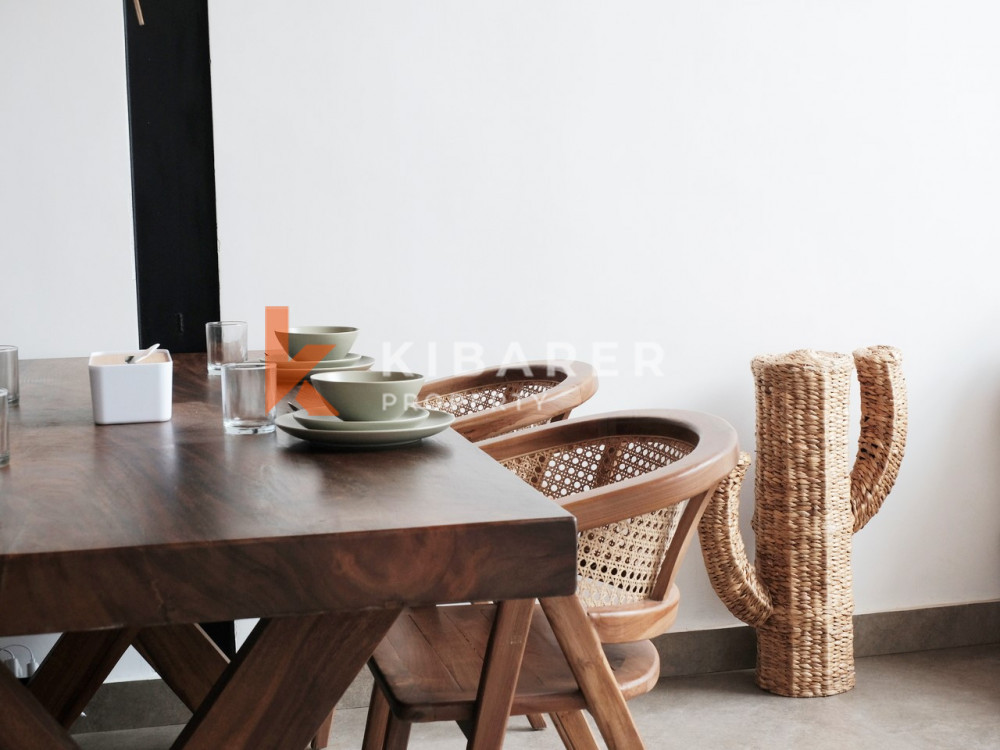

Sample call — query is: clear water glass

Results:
[221,362,276,434]
[0,346,18,405]
[0,388,8,466]
[206,321,248,373]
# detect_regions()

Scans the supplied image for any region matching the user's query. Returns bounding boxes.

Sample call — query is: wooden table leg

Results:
[173,608,402,750]
[540,595,645,750]
[467,598,535,750]
[0,666,79,750]
[136,623,353,749]
[134,623,229,711]
[28,628,138,728]
[310,708,335,749]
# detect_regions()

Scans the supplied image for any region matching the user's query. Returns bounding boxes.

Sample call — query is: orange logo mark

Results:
[265,306,338,415]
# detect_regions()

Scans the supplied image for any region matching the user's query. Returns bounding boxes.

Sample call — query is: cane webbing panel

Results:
[501,435,694,606]
[419,379,560,418]
[575,502,688,607]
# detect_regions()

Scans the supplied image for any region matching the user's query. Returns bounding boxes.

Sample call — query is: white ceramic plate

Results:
[293,406,430,432]
[274,352,364,369]
[276,409,455,448]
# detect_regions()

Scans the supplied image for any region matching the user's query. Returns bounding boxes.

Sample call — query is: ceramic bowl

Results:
[310,371,424,422]
[275,326,359,362]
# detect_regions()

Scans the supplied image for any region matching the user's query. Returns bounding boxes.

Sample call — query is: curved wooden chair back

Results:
[417,360,597,442]
[478,409,739,644]
[358,410,739,750]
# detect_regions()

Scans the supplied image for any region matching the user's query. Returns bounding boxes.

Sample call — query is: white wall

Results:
[210,0,1000,629]
[2,1,998,682]
[0,0,137,358]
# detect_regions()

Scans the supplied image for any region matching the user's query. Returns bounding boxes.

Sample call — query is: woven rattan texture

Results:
[851,346,908,532]
[501,435,693,607]
[418,380,559,418]
[751,350,856,697]
[698,347,907,698]
[698,452,773,627]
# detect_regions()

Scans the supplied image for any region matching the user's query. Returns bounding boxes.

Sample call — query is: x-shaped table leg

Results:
[0,608,403,750]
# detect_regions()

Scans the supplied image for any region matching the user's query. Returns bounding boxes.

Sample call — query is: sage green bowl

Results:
[310,371,424,422]
[275,326,358,362]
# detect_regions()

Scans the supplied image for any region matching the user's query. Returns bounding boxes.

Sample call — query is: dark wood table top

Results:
[0,354,577,637]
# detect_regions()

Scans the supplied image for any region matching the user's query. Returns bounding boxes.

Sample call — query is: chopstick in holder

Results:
[133,0,145,26]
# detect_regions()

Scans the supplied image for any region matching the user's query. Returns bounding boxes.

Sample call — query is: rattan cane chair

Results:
[360,410,739,749]
[308,360,598,749]
[417,360,598,442]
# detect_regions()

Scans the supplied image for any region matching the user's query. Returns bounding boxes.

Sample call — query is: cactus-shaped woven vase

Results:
[699,346,907,697]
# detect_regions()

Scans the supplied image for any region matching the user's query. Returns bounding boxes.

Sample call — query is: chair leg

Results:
[468,598,535,750]
[527,713,548,730]
[455,719,474,741]
[540,596,645,749]
[361,684,391,750]
[383,714,412,750]
[310,708,334,749]
[550,711,601,750]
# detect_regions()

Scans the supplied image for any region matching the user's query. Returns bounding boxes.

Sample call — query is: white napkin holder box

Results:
[89,350,173,424]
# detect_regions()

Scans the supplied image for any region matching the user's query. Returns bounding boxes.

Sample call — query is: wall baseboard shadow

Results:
[656,599,1000,678]
[71,600,1000,734]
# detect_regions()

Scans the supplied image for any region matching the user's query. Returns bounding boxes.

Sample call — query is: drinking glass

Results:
[0,388,9,466]
[206,321,248,373]
[0,346,18,405]
[221,362,276,434]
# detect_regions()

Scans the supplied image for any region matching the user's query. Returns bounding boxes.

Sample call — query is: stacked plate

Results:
[276,407,454,448]
[274,352,376,384]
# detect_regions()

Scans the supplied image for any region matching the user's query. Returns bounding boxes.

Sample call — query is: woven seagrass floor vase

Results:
[698,347,907,697]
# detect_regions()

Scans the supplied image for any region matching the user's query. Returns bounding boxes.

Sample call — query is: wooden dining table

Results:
[0,354,578,749]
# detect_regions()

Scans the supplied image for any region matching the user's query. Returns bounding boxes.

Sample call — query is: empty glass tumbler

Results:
[206,321,248,372]
[0,346,18,405]
[221,362,276,434]
[0,388,8,466]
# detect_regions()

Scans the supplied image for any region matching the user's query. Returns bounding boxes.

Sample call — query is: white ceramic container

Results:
[89,350,173,424]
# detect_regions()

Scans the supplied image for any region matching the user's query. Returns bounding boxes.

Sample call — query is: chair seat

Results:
[369,603,660,723]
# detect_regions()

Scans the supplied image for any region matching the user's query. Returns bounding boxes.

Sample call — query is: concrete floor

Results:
[75,644,999,750]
